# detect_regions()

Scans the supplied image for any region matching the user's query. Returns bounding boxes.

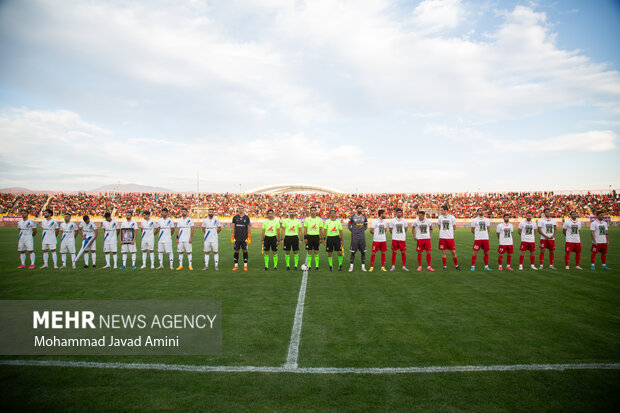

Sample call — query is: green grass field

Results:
[0,226,619,411]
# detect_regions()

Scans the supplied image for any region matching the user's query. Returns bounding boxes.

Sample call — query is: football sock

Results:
[273,255,278,267]
[61,254,66,266]
[426,254,431,266]
[565,253,570,266]
[150,252,154,265]
[142,253,147,265]
[453,257,458,266]
[350,251,356,264]
[51,252,57,266]
[70,253,75,263]
[602,254,607,265]
[442,256,447,267]
[507,255,512,266]
[294,253,299,267]
[530,255,535,266]
[113,254,117,267]
[519,255,524,265]
[483,254,489,266]
[360,251,366,264]
[392,251,397,266]
[591,253,596,264]
[370,254,376,267]
[243,251,248,264]
[338,255,343,266]
[417,253,422,267]
[105,255,110,266]
[159,253,164,265]
[471,255,477,266]
[43,252,48,266]
[188,253,192,266]
[285,255,290,267]
[234,252,239,264]
[122,254,127,266]
[402,253,407,266]
[264,254,269,267]
[91,252,96,265]
[328,256,333,267]
[214,254,219,266]
[549,253,554,265]
[539,253,544,266]
[30,253,35,265]
[314,254,319,267]
[84,254,89,266]
[131,253,135,266]
[498,255,503,266]
[575,253,580,266]
[381,253,386,267]
[20,253,26,265]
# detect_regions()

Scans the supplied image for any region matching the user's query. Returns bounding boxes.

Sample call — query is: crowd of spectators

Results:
[1,191,618,219]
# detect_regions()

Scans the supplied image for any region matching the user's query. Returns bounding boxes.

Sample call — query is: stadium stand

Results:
[1,191,618,219]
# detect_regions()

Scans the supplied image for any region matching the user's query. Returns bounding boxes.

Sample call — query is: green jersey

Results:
[282,218,302,237]
[304,216,323,236]
[262,218,280,237]
[324,219,342,237]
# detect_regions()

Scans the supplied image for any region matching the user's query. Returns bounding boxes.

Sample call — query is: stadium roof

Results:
[244,184,343,194]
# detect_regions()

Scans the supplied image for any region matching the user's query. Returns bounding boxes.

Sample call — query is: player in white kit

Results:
[17,210,37,269]
[140,211,158,269]
[562,211,582,270]
[369,209,388,272]
[176,207,195,270]
[412,211,434,272]
[537,208,557,269]
[388,208,409,271]
[496,214,514,271]
[40,209,59,269]
[518,211,538,270]
[202,208,222,271]
[590,210,610,270]
[77,215,98,267]
[59,214,78,269]
[102,212,120,269]
[155,208,175,269]
[437,205,462,270]
[470,208,492,271]
[120,211,138,269]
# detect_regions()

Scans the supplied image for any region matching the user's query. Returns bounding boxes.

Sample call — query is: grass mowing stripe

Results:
[285,269,309,368]
[1,359,619,374]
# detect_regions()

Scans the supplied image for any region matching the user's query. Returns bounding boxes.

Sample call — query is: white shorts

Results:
[121,244,137,253]
[204,241,218,252]
[177,242,192,253]
[60,241,76,254]
[141,239,154,251]
[158,242,172,253]
[81,239,96,252]
[42,241,57,251]
[103,241,118,253]
[18,238,34,252]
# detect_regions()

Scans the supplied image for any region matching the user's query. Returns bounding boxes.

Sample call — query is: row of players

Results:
[15,205,611,272]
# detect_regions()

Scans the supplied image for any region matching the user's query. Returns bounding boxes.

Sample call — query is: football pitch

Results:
[0,227,618,411]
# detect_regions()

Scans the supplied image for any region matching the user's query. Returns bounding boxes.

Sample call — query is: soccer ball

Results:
[300,263,309,271]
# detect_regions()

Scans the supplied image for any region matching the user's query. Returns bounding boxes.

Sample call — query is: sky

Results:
[0,0,619,193]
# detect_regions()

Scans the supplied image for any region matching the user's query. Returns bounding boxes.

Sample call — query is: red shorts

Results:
[391,240,407,251]
[539,239,556,251]
[498,245,514,254]
[372,241,387,252]
[473,240,490,252]
[565,242,582,253]
[591,243,608,254]
[438,238,455,251]
[416,239,432,252]
[520,242,536,252]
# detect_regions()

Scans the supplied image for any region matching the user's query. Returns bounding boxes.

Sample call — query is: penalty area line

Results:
[1,360,619,375]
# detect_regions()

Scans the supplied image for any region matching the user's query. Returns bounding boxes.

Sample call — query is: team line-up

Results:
[15,204,611,272]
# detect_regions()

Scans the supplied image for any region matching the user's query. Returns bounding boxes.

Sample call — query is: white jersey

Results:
[471,217,490,241]
[157,217,175,244]
[518,220,537,243]
[202,217,222,242]
[121,220,138,242]
[18,218,37,242]
[79,221,98,239]
[437,214,456,239]
[496,222,514,246]
[176,217,194,243]
[41,218,59,245]
[370,219,387,242]
[538,217,557,240]
[102,220,120,244]
[141,219,157,243]
[590,219,608,244]
[563,219,582,243]
[59,221,78,243]
[389,218,408,241]
[412,218,432,240]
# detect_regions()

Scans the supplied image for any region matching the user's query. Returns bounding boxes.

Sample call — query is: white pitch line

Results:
[284,268,309,368]
[1,360,619,374]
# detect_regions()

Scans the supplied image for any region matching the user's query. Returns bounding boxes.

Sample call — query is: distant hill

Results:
[90,183,173,193]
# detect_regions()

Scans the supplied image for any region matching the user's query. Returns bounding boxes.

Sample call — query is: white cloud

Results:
[411,0,466,33]
[503,130,618,153]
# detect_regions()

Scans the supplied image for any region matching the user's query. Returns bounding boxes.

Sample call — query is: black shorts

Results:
[326,237,342,253]
[349,237,367,253]
[234,240,248,251]
[284,236,299,252]
[263,236,278,252]
[306,235,320,251]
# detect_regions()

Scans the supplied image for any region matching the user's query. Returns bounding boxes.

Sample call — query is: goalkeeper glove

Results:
[247,234,252,245]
